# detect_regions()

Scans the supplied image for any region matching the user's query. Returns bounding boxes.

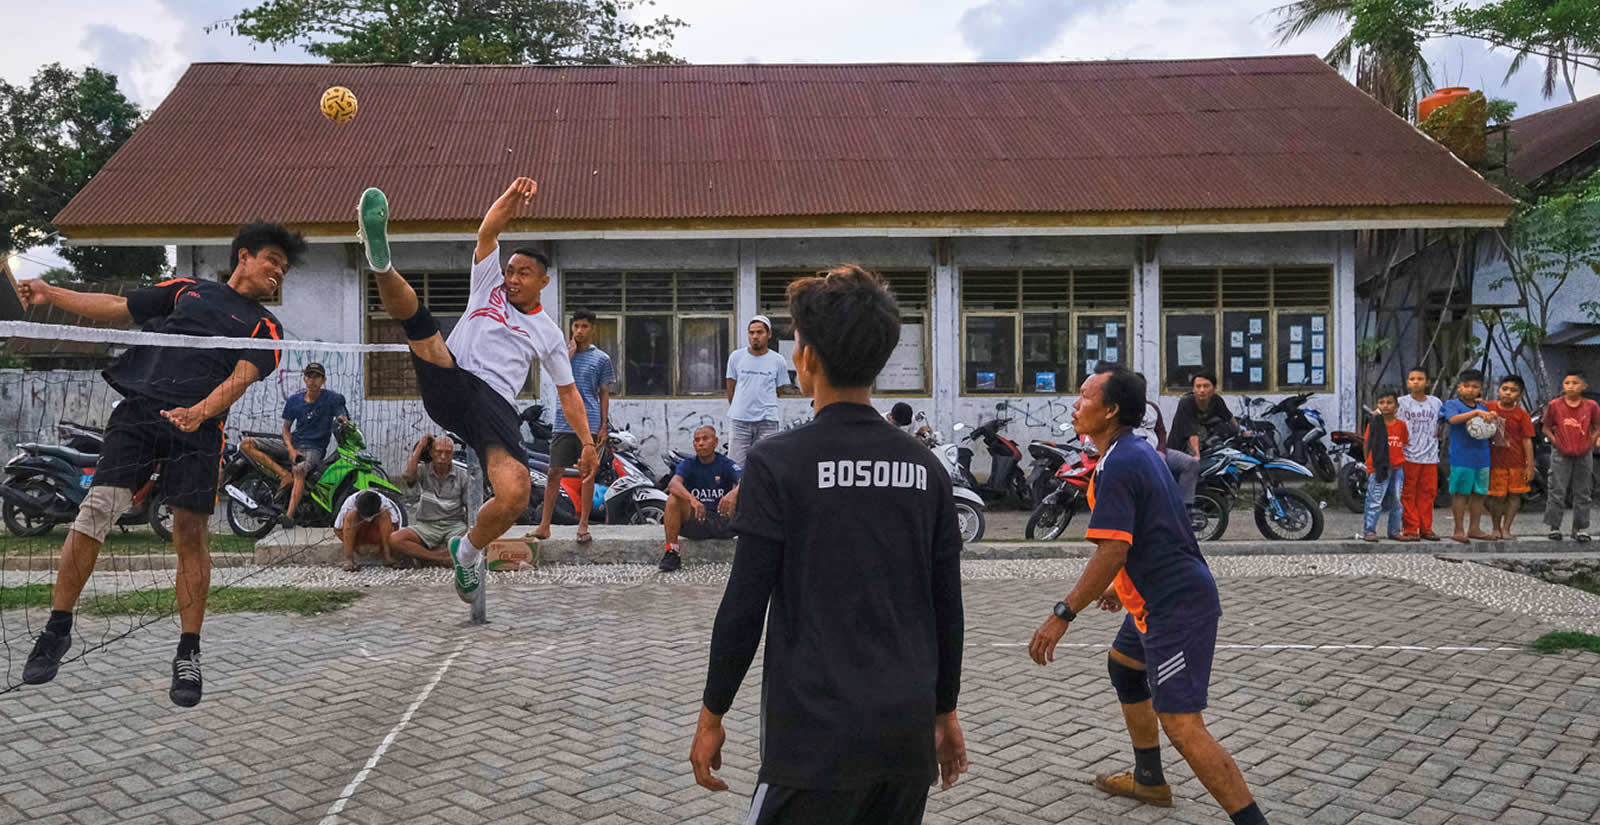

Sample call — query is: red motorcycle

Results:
[1023,437,1098,540]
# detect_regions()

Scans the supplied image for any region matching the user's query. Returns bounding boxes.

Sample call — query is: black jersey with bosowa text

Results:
[105,278,283,409]
[726,402,964,789]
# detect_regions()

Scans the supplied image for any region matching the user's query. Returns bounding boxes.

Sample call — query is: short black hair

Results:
[570,309,596,325]
[1458,368,1485,385]
[1096,363,1147,427]
[1499,374,1525,390]
[354,490,379,519]
[1374,386,1400,402]
[786,264,901,389]
[231,222,307,268]
[1407,366,1429,378]
[1567,369,1587,381]
[509,247,551,270]
[889,402,913,426]
[1191,370,1218,387]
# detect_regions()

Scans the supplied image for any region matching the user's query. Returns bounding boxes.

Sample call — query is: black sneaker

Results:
[658,549,682,573]
[278,512,296,529]
[170,653,203,707]
[22,629,70,685]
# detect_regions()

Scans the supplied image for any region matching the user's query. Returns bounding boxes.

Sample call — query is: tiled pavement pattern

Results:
[2,558,1599,825]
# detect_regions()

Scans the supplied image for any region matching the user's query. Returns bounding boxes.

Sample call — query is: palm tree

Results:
[1270,0,1435,119]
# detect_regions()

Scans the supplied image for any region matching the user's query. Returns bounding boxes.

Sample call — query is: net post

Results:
[464,444,487,625]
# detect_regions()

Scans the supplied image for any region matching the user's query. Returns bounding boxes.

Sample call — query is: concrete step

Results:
[0,553,257,571]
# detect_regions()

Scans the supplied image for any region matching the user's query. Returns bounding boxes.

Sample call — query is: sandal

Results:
[1420,532,1441,542]
[1392,534,1417,542]
[1363,533,1378,542]
[576,531,593,544]
[343,562,359,572]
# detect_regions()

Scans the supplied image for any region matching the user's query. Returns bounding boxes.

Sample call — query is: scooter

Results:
[222,419,407,538]
[1023,425,1095,541]
[1024,432,1081,508]
[599,430,669,525]
[917,415,987,543]
[1,426,171,539]
[1261,393,1337,482]
[954,405,1031,510]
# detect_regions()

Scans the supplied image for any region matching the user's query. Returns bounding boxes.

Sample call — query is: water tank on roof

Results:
[1418,87,1472,122]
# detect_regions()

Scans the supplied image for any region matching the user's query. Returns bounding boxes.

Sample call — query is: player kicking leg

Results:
[358,179,597,602]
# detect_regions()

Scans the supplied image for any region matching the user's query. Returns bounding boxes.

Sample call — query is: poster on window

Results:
[1249,366,1263,383]
[1231,356,1244,374]
[877,323,924,391]
[1178,336,1204,366]
[1311,351,1324,368]
[1230,331,1244,349]
[1312,368,1325,384]
[1287,363,1306,384]
[1249,317,1263,335]
[1290,344,1303,361]
[1105,322,1119,338]
[1105,346,1119,362]
[976,371,996,390]
[1035,371,1056,392]
[1248,343,1263,361]
[1312,316,1325,332]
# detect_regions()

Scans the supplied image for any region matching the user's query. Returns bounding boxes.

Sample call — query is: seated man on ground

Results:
[334,490,401,572]
[388,434,466,567]
[661,426,740,573]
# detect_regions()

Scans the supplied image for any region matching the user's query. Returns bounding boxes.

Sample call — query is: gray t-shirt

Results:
[726,348,788,423]
[1397,394,1442,464]
[409,463,470,523]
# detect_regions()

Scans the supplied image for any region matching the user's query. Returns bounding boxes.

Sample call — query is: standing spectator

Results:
[389,434,467,567]
[725,315,789,464]
[662,426,741,572]
[1396,367,1443,541]
[1487,376,1535,541]
[1542,370,1600,542]
[1441,369,1496,543]
[1167,371,1242,457]
[1362,389,1410,542]
[240,362,349,527]
[334,490,400,572]
[534,310,614,543]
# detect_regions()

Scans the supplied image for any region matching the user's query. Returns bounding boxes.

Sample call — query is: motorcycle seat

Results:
[19,443,98,468]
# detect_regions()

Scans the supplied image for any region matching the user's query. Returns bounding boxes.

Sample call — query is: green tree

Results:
[214,0,688,65]
[0,64,166,282]
[1271,0,1437,117]
[1441,0,1600,102]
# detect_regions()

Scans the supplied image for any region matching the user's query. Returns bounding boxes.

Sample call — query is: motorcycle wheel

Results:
[1337,462,1366,514]
[1524,470,1547,512]
[1308,445,1337,483]
[629,501,666,526]
[1255,487,1323,541]
[2,479,58,537]
[1024,498,1074,541]
[147,494,174,541]
[1190,492,1229,542]
[227,475,280,539]
[954,500,986,543]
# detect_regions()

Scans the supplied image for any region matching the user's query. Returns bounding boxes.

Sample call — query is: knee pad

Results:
[1108,656,1152,705]
[71,486,134,543]
[401,306,440,341]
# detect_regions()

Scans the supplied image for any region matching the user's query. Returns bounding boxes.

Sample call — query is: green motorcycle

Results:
[223,419,407,538]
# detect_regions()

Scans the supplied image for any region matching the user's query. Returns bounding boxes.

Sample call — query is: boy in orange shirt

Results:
[1487,376,1535,540]
[1363,388,1411,542]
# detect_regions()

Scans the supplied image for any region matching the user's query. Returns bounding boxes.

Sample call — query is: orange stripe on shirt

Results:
[1085,528,1133,543]
[1113,570,1150,633]
[154,277,196,287]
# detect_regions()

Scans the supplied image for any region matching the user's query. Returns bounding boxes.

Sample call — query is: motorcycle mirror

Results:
[953,422,966,432]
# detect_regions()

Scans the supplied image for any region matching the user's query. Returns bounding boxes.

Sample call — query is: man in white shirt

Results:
[334,490,403,572]
[358,178,598,603]
[725,315,790,463]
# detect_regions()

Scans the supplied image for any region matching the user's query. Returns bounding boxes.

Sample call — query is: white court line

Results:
[318,640,467,825]
[976,642,1523,652]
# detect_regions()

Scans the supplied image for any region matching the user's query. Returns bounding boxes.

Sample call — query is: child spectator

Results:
[1396,367,1443,540]
[1363,388,1410,541]
[1542,370,1600,542]
[1440,369,1496,543]
[1487,376,1535,541]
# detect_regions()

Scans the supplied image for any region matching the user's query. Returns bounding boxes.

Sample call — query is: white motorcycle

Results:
[915,413,987,543]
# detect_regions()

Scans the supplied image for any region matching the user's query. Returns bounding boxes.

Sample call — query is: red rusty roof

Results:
[1505,93,1600,186]
[55,56,1513,237]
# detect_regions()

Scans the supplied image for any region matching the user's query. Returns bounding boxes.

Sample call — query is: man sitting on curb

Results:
[389,434,466,567]
[661,426,740,573]
[334,491,401,572]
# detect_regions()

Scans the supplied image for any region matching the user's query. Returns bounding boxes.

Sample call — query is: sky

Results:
[3,0,1597,277]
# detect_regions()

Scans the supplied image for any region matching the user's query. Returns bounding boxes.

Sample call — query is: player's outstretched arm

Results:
[162,359,262,432]
[475,177,537,264]
[17,280,132,323]
[1028,538,1128,665]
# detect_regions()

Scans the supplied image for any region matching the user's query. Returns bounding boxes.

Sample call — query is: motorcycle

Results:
[1,422,172,539]
[599,430,669,525]
[222,419,407,538]
[1024,432,1080,508]
[917,417,987,543]
[1260,393,1337,482]
[954,405,1031,510]
[1196,433,1324,541]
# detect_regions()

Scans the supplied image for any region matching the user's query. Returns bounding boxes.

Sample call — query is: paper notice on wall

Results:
[1287,362,1306,384]
[877,323,924,391]
[1290,325,1304,343]
[1312,334,1324,351]
[1249,317,1263,335]
[1312,368,1325,384]
[1290,343,1303,361]
[1248,343,1263,361]
[1230,356,1244,374]
[1085,359,1099,378]
[1085,333,1100,352]
[1105,322,1119,338]
[1249,366,1263,383]
[1230,331,1244,349]
[1311,351,1325,368]
[1177,335,1204,366]
[1105,346,1119,362]
[1312,316,1325,332]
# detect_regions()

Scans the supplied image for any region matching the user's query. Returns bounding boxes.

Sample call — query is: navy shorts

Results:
[1110,611,1218,714]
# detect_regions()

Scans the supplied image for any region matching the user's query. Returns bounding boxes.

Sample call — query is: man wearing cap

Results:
[725,315,791,464]
[240,362,349,527]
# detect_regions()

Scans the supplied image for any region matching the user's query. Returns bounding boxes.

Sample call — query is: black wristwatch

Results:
[1053,601,1077,623]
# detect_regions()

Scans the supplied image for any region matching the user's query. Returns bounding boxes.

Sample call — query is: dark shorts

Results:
[680,509,736,540]
[94,395,225,514]
[1111,611,1219,715]
[411,352,528,467]
[254,438,325,472]
[550,432,585,468]
[746,780,928,825]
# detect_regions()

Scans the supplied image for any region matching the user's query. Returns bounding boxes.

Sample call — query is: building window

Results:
[563,271,736,397]
[757,269,931,394]
[363,271,543,399]
[959,269,1131,394]
[1159,267,1333,393]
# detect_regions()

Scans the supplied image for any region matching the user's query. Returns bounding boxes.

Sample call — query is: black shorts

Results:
[746,780,928,825]
[550,432,584,468]
[680,510,736,540]
[1111,611,1219,715]
[411,352,528,467]
[94,395,225,514]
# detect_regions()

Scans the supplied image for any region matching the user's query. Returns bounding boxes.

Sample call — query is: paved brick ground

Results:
[2,562,1599,825]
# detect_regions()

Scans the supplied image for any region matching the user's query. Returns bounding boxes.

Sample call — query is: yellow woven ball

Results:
[320,86,358,123]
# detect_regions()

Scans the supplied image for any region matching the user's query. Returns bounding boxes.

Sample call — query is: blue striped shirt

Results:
[554,346,615,434]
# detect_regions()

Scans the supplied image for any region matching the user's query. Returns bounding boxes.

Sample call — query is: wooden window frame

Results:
[562,270,737,399]
[757,269,933,396]
[1158,267,1334,395]
[958,268,1132,396]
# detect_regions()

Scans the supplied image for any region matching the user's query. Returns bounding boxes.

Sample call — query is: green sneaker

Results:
[447,536,480,604]
[357,187,392,272]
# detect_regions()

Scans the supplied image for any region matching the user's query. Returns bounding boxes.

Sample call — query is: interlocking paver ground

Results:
[2,557,1599,824]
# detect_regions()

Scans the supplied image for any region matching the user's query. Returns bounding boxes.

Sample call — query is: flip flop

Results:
[343,562,359,572]
[576,531,593,544]
[1468,532,1495,541]
[1451,535,1471,544]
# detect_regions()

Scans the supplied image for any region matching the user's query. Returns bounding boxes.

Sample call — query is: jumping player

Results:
[1028,364,1269,825]
[357,178,597,601]
[18,223,302,707]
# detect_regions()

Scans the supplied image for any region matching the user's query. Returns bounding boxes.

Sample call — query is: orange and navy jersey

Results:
[1085,431,1220,633]
[106,278,282,411]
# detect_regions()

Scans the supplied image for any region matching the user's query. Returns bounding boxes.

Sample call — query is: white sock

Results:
[456,536,482,566]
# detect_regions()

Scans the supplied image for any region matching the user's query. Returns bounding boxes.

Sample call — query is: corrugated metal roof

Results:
[1505,93,1600,185]
[55,56,1512,234]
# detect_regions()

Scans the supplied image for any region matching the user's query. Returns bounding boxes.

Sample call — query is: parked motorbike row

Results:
[1,418,174,539]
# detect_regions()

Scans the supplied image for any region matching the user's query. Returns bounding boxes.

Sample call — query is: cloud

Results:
[958,0,1107,61]
[81,24,162,103]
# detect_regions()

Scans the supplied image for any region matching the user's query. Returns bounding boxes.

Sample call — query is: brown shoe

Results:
[1420,532,1442,541]
[1093,772,1173,807]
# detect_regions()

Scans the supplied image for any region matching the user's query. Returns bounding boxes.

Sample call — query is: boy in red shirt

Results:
[1542,370,1600,541]
[1487,376,1535,540]
[1363,389,1410,542]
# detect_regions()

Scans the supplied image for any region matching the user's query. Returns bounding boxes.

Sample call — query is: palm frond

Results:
[1324,32,1356,71]
[1269,0,1356,47]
